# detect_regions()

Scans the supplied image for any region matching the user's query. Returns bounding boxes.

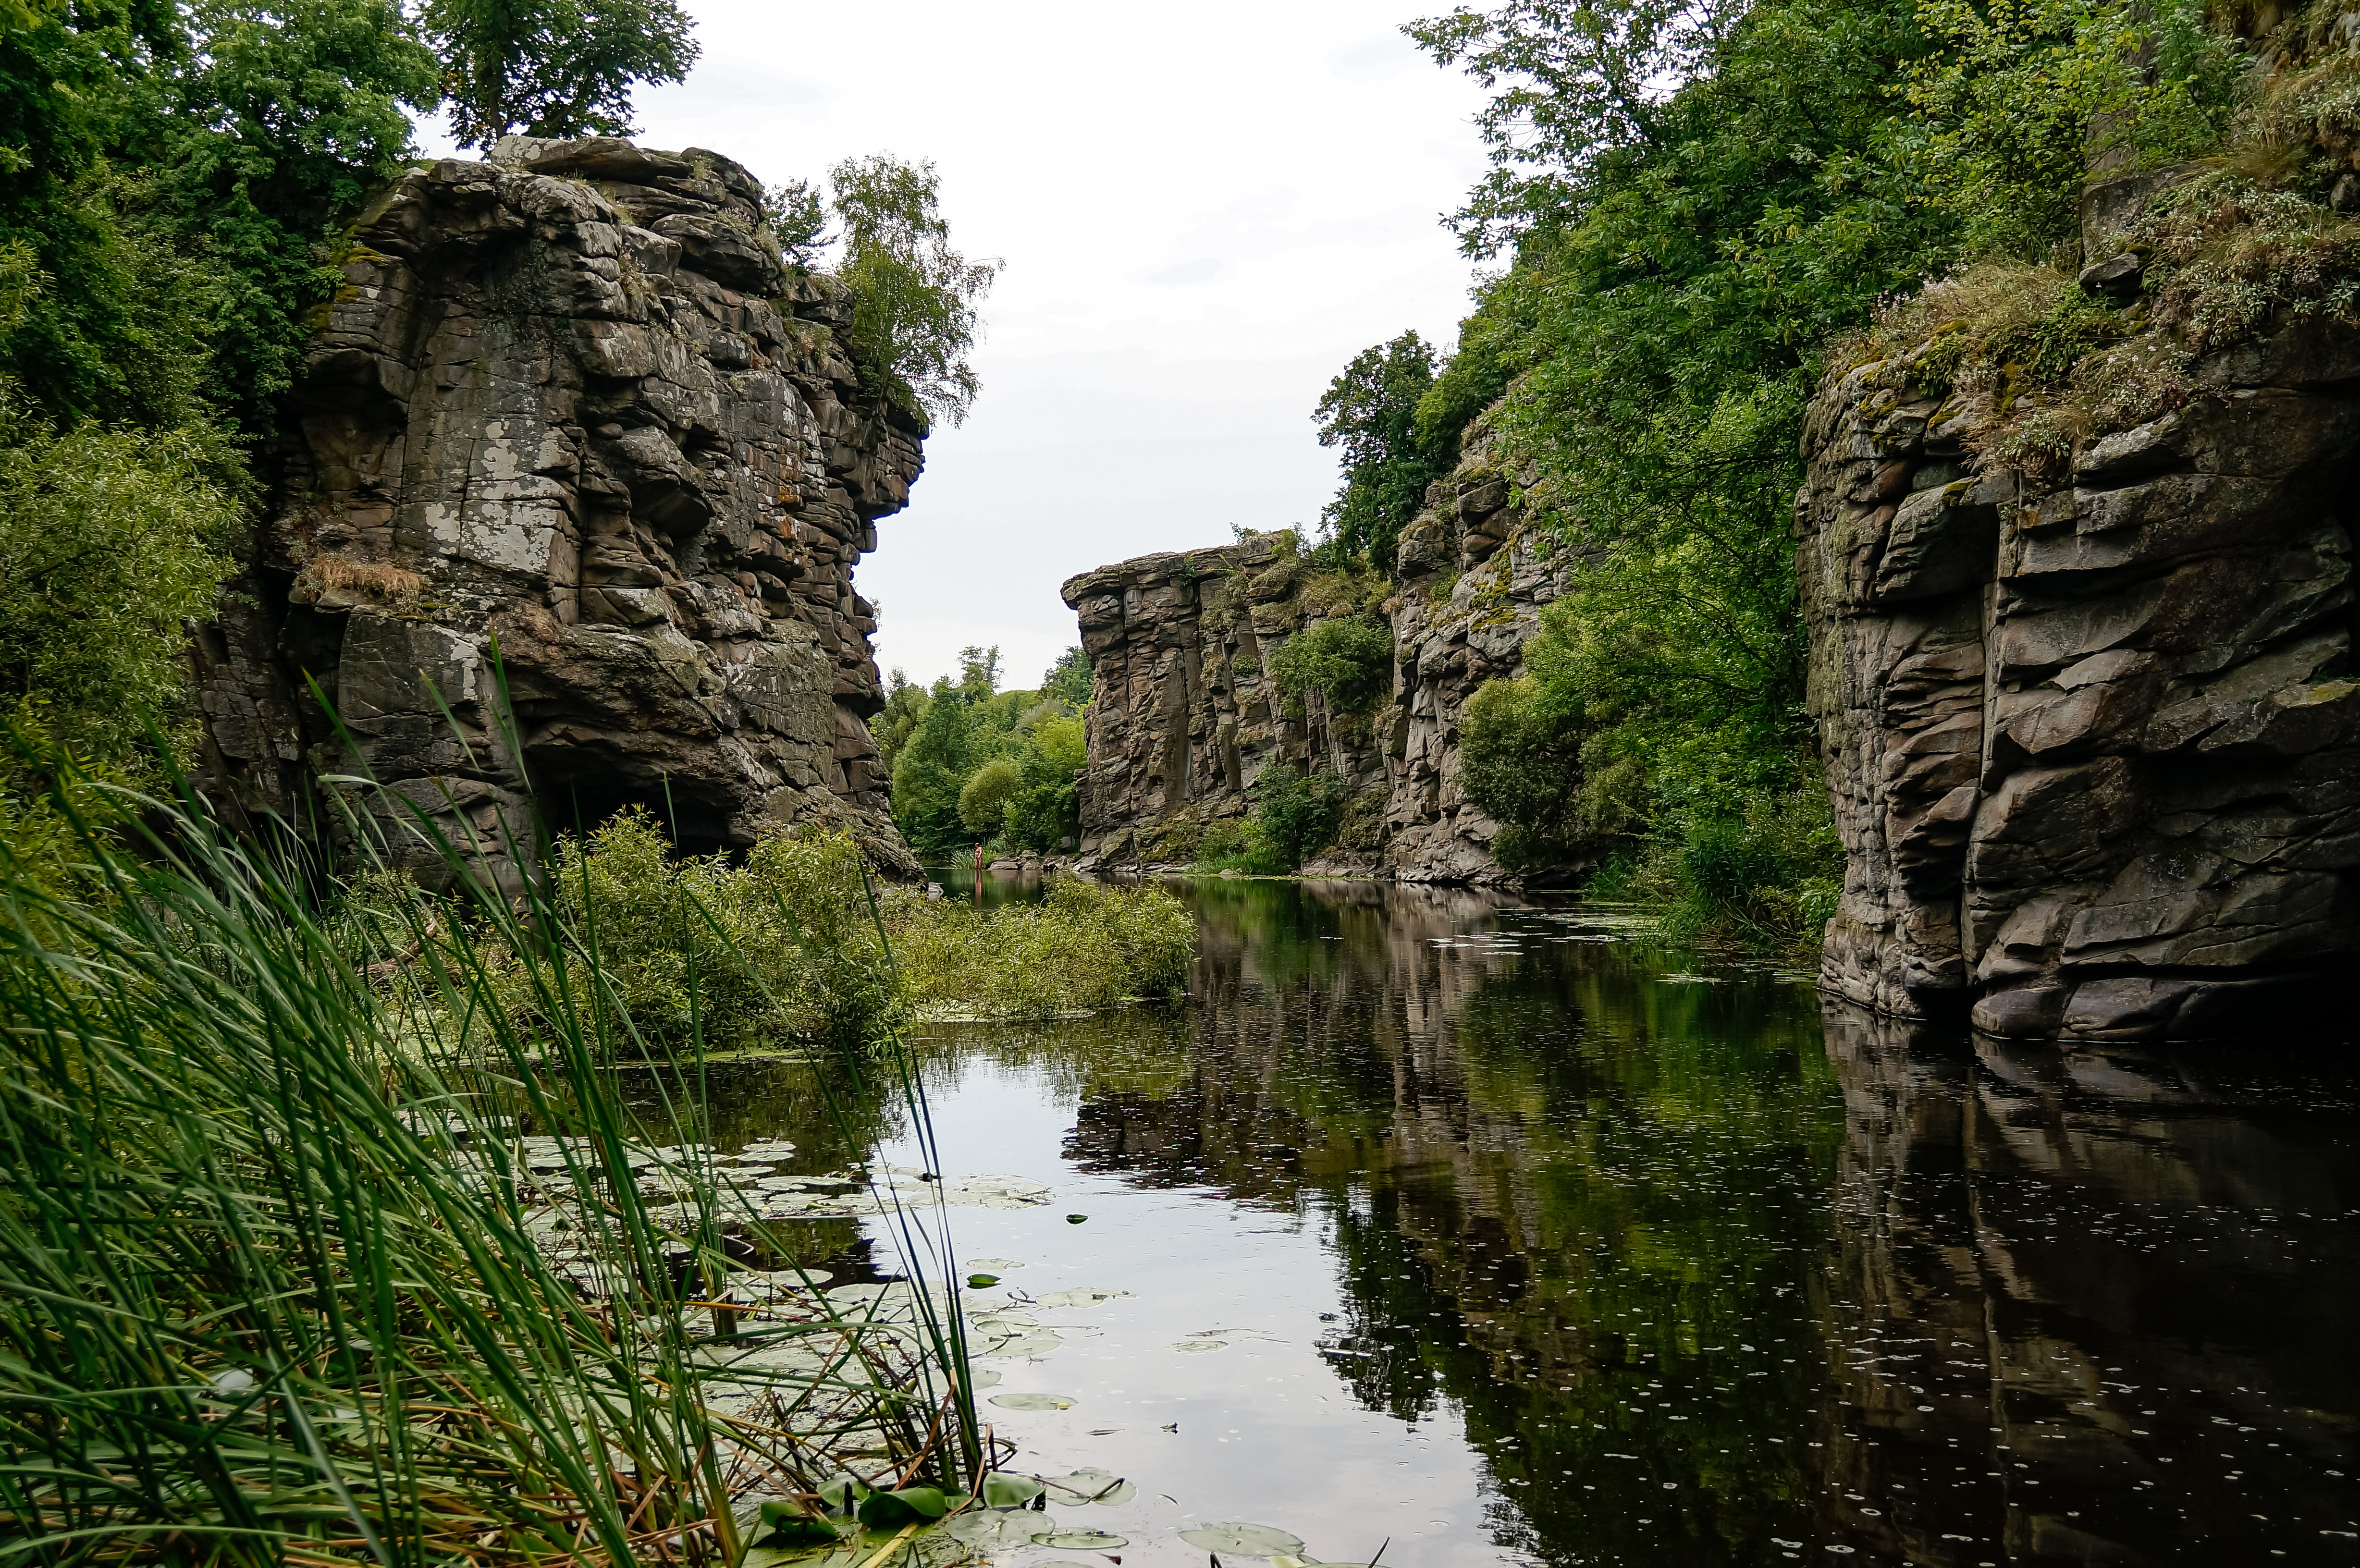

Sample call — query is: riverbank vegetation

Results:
[1303,0,2350,948]
[875,646,1092,858]
[0,762,1002,1565]
[441,808,1193,1048]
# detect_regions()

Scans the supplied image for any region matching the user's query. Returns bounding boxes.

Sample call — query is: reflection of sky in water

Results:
[712,879,2360,1568]
[874,1061,1497,1568]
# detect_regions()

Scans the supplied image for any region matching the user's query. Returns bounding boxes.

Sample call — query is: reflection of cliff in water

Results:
[1056,880,2359,1566]
[1816,1004,2359,1565]
[1073,879,1851,1565]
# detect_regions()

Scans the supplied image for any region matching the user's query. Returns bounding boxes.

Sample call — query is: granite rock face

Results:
[1062,533,1389,870]
[1063,429,1570,881]
[193,137,923,883]
[1798,322,2360,1041]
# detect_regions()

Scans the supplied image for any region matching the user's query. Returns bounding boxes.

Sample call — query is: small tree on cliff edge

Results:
[423,0,698,148]
[831,155,1001,428]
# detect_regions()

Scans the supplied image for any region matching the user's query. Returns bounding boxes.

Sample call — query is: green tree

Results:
[1314,329,1451,569]
[957,757,1020,835]
[1002,711,1085,852]
[0,389,240,762]
[831,154,1000,427]
[148,0,441,434]
[1457,675,1589,869]
[1040,645,1091,709]
[871,668,930,775]
[420,0,697,150]
[889,679,981,854]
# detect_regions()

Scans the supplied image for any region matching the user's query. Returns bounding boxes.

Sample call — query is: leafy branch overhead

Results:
[828,154,1002,428]
[422,0,699,149]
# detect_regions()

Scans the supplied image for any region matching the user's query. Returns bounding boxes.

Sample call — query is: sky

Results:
[427,1,1495,690]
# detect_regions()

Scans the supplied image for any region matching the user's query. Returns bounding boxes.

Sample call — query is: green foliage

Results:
[0,764,983,1564]
[1041,644,1093,708]
[149,0,442,432]
[885,645,1085,856]
[420,0,696,149]
[1266,617,1395,717]
[1314,329,1453,569]
[765,176,832,267]
[958,756,1021,834]
[1896,0,2244,260]
[1001,711,1086,853]
[872,667,931,775]
[0,388,240,763]
[887,878,1196,1019]
[1457,675,1587,869]
[1592,784,1843,953]
[500,810,894,1050]
[1196,765,1347,875]
[830,155,1000,428]
[0,0,437,437]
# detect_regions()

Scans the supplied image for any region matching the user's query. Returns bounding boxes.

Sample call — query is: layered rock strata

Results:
[1798,323,2360,1041]
[1063,533,1388,870]
[1063,430,1569,881]
[193,136,923,883]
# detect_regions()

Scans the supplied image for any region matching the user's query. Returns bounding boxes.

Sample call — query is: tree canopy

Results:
[419,0,697,149]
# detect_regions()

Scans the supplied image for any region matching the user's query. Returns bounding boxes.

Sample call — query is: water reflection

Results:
[678,878,2358,1566]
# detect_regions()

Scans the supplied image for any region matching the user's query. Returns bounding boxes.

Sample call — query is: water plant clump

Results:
[372,808,1196,1054]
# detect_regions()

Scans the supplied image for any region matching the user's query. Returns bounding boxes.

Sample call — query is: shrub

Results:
[1267,618,1395,716]
[885,878,1195,1019]
[1457,675,1589,869]
[1194,765,1347,874]
[484,810,894,1052]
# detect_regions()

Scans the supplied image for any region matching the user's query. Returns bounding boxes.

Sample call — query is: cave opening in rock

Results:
[534,765,744,859]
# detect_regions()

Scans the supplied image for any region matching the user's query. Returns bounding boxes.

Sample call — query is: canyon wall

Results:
[1797,318,2360,1041]
[194,136,922,883]
[1064,430,1569,881]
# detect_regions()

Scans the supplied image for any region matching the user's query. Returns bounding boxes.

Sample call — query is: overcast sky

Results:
[430,1,1493,690]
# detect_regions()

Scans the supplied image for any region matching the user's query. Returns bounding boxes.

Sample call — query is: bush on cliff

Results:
[1195,764,1348,875]
[1267,617,1396,718]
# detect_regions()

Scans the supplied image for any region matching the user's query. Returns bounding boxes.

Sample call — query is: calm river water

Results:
[680,878,2360,1568]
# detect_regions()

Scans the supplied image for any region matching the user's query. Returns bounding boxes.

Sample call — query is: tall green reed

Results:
[0,672,985,1567]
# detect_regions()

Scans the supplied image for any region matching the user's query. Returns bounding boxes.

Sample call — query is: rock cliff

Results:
[1797,320,2360,1041]
[1062,429,1568,881]
[193,136,923,883]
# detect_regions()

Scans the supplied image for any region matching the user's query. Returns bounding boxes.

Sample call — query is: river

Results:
[674,877,2360,1568]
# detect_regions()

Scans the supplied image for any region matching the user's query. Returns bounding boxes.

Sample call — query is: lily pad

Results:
[988,1392,1076,1410]
[978,1473,1045,1509]
[1033,1287,1131,1309]
[1178,1523,1306,1557]
[1172,1338,1229,1353]
[966,1257,1026,1270]
[966,1274,1001,1288]
[1039,1468,1135,1507]
[943,1510,1045,1549]
[855,1486,949,1529]
[1065,1213,1088,1224]
[1032,1528,1127,1550]
[980,1331,1063,1359]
